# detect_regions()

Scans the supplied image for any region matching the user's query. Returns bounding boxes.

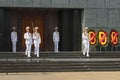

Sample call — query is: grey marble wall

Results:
[83,8,120,28]
[0,0,120,8]
[83,8,120,51]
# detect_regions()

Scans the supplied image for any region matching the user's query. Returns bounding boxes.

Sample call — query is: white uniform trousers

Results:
[54,41,59,52]
[12,41,17,52]
[34,43,40,57]
[25,43,32,57]
[83,40,89,56]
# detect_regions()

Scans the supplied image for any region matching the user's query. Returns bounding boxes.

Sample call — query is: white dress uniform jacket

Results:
[33,32,41,44]
[53,31,60,42]
[11,31,17,52]
[53,31,60,52]
[24,32,32,57]
[24,32,32,44]
[33,32,41,57]
[82,32,89,57]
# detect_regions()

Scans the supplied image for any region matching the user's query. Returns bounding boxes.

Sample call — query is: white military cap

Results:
[55,27,58,30]
[34,27,39,30]
[12,27,16,29]
[84,27,88,30]
[26,26,30,30]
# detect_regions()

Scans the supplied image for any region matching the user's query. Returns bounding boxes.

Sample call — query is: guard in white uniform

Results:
[24,26,32,57]
[53,27,60,52]
[82,27,90,57]
[11,27,17,52]
[33,27,41,57]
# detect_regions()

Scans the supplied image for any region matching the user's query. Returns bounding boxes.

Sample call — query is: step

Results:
[0,52,120,58]
[0,58,120,72]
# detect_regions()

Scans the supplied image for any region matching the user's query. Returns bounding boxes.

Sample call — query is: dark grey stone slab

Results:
[0,0,13,7]
[88,0,106,8]
[69,0,87,8]
[14,0,33,7]
[84,9,97,27]
[51,0,69,8]
[96,9,108,27]
[108,9,119,28]
[106,0,120,8]
[33,0,51,8]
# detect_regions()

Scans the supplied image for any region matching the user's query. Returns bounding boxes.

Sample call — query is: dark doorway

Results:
[0,8,82,52]
[18,9,58,51]
[59,10,82,51]
[21,10,44,50]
